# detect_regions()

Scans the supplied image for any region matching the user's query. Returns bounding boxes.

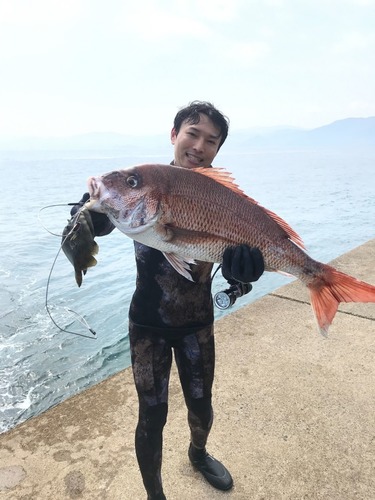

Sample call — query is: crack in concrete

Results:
[270,293,375,322]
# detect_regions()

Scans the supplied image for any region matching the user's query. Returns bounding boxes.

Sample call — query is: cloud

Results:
[332,32,375,53]
[115,0,272,66]
[114,0,249,41]
[224,40,270,66]
[197,0,244,21]
[1,0,374,136]
[0,0,85,58]
[348,100,374,114]
[115,1,213,41]
[346,0,375,5]
[0,0,84,26]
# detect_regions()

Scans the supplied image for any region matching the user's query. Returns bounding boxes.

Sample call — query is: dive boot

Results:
[188,443,233,491]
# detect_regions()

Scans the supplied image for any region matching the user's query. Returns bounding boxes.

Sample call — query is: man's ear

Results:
[170,127,177,144]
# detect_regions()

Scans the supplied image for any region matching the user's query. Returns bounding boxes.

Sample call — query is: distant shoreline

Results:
[1,117,374,153]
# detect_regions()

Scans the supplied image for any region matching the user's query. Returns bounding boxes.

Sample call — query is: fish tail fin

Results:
[308,264,375,335]
[74,255,97,288]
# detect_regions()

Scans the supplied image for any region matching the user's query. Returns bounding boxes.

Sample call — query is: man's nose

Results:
[193,136,205,152]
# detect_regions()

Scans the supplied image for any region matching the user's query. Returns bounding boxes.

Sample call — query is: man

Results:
[70,101,264,499]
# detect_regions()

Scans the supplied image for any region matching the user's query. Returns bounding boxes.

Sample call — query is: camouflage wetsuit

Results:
[129,241,216,499]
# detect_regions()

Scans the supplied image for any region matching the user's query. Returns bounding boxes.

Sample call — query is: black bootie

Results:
[147,493,166,500]
[188,443,233,491]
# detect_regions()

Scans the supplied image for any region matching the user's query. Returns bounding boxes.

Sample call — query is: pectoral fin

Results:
[163,252,196,281]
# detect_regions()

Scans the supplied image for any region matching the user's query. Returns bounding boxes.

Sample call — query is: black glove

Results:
[70,192,90,216]
[222,244,264,284]
[70,192,115,237]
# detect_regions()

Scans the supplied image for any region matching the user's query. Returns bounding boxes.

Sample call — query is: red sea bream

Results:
[86,164,375,334]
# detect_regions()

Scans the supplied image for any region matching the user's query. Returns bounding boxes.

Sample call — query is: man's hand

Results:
[70,192,115,236]
[221,245,264,284]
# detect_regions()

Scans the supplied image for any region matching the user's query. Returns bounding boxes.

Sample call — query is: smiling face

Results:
[170,114,222,169]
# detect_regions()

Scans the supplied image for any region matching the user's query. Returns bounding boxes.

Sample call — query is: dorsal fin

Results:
[192,167,246,196]
[193,167,305,250]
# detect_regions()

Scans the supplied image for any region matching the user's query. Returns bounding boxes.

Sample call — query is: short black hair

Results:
[173,101,229,150]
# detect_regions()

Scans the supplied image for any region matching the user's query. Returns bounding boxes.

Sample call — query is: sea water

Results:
[1,148,374,433]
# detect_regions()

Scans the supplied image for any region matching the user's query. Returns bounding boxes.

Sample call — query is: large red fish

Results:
[86,163,375,334]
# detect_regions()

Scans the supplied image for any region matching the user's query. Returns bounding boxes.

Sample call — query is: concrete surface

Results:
[1,240,375,500]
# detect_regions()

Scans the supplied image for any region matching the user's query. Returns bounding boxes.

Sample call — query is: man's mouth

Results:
[186,152,203,165]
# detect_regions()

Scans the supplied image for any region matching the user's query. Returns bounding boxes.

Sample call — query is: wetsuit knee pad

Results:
[143,403,168,431]
[189,397,212,429]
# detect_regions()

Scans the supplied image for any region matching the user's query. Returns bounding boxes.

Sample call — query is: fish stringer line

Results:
[41,203,97,340]
[38,203,79,237]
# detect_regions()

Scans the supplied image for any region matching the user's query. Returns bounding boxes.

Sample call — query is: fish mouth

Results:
[85,176,107,213]
[87,176,101,200]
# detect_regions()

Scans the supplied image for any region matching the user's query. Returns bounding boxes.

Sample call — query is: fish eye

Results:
[126,175,138,188]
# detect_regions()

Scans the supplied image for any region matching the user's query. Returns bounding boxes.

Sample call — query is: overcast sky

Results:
[0,0,374,138]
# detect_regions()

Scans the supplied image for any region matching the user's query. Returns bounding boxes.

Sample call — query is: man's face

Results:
[171,114,222,169]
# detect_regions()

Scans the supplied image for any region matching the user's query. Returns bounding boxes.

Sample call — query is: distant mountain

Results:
[0,117,374,152]
[304,117,375,147]
[227,117,375,151]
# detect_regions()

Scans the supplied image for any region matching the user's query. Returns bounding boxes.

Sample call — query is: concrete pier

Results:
[1,240,375,499]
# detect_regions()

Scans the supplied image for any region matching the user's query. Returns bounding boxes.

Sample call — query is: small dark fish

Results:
[62,207,99,287]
